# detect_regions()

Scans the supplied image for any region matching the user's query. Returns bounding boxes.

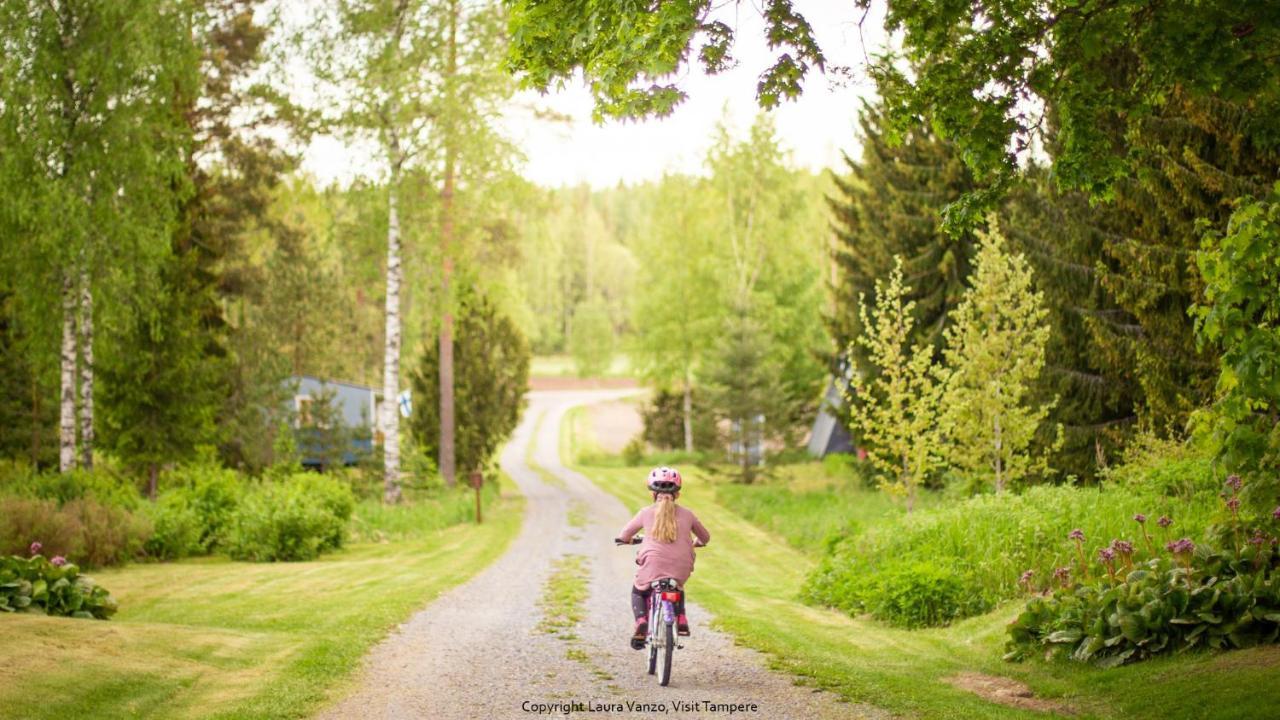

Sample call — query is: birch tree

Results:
[938,223,1058,492]
[305,0,444,503]
[848,258,941,513]
[0,0,195,473]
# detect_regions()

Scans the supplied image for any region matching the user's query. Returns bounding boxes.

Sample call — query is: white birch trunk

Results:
[58,271,78,472]
[381,176,403,504]
[78,267,93,470]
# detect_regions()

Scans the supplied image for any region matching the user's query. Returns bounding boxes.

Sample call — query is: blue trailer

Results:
[287,376,383,469]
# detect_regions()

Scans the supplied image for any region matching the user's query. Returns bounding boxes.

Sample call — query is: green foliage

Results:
[350,481,499,542]
[1007,485,1280,666]
[938,223,1058,491]
[568,298,614,377]
[157,463,247,554]
[224,474,354,562]
[0,554,117,619]
[847,258,942,510]
[409,288,530,475]
[864,561,979,629]
[141,493,203,561]
[803,479,1222,627]
[0,496,151,569]
[506,0,824,119]
[640,388,717,451]
[1194,183,1280,502]
[826,101,977,373]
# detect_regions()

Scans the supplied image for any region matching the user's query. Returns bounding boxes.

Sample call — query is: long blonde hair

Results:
[652,493,678,543]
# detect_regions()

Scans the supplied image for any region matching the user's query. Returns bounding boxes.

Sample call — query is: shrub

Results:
[865,561,983,628]
[165,464,245,552]
[1,466,141,510]
[223,474,353,562]
[143,493,203,560]
[0,496,150,568]
[0,553,118,619]
[1007,483,1280,666]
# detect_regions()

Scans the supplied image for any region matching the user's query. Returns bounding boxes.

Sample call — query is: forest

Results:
[2,1,1279,718]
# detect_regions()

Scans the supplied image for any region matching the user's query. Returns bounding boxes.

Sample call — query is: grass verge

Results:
[577,462,1280,720]
[0,475,524,720]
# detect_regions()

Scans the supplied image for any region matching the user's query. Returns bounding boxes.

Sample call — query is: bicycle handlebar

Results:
[614,536,708,548]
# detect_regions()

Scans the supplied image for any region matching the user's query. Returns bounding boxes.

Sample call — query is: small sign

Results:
[397,389,412,418]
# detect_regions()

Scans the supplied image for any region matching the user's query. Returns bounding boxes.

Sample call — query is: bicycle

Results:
[614,535,705,687]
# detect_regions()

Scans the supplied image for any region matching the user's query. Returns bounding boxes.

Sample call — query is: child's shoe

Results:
[630,618,648,649]
[677,614,690,636]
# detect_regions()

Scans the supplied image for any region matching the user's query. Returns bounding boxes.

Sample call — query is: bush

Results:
[164,464,245,552]
[223,474,353,562]
[865,561,981,628]
[1,466,141,510]
[142,493,203,560]
[0,496,151,568]
[0,553,118,619]
[803,480,1221,627]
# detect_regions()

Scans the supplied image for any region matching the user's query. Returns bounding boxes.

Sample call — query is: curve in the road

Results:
[318,390,884,720]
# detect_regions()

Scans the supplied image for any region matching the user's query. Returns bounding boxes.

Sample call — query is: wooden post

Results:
[470,470,483,524]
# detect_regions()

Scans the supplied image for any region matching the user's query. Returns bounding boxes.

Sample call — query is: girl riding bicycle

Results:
[615,466,710,649]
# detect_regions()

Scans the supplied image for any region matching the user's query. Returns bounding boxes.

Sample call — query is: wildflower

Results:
[1133,513,1147,524]
[51,556,66,567]
[1068,529,1085,542]
[1019,569,1035,588]
[1098,547,1116,562]
[1272,506,1280,521]
[1249,532,1266,547]
[1053,566,1071,585]
[1157,516,1173,528]
[1226,496,1241,513]
[29,541,42,556]
[1165,538,1195,555]
[1111,539,1134,555]
[1226,474,1242,492]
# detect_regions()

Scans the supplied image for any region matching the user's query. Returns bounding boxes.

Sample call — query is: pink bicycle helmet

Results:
[647,466,682,494]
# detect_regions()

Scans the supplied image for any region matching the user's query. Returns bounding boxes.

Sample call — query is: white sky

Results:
[299,2,889,189]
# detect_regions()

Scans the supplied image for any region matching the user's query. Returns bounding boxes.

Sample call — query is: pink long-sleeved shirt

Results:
[618,504,711,590]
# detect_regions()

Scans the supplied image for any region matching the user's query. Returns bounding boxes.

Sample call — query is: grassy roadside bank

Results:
[577,462,1280,720]
[0,477,523,720]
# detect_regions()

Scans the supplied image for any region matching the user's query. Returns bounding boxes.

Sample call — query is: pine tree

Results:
[827,101,978,374]
[939,224,1058,493]
[706,301,787,484]
[847,258,941,512]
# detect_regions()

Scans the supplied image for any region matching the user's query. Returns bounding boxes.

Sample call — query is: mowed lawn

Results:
[0,487,523,720]
[578,463,1280,720]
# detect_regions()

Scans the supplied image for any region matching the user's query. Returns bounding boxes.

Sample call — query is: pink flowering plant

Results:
[1007,476,1280,667]
[0,543,117,619]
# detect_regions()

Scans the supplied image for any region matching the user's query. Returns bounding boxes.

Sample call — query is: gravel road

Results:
[318,390,884,720]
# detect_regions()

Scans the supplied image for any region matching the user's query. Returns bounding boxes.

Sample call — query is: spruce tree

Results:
[1000,170,1140,480]
[827,101,978,374]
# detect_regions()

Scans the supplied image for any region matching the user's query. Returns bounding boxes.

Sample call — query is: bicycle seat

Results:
[651,578,681,591]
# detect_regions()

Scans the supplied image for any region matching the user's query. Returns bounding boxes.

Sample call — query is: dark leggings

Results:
[631,585,686,620]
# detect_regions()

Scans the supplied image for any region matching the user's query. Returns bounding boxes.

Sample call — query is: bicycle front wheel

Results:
[659,621,674,686]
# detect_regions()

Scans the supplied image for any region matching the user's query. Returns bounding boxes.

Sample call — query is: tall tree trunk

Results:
[682,367,694,453]
[148,463,158,500]
[437,0,459,487]
[381,171,404,504]
[993,410,1004,494]
[58,271,78,472]
[77,267,93,469]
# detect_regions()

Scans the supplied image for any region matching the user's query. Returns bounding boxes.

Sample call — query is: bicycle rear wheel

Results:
[659,621,674,686]
[647,602,659,675]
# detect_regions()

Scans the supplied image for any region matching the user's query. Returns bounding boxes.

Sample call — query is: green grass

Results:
[576,461,1280,720]
[0,476,524,720]
[714,463,937,555]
